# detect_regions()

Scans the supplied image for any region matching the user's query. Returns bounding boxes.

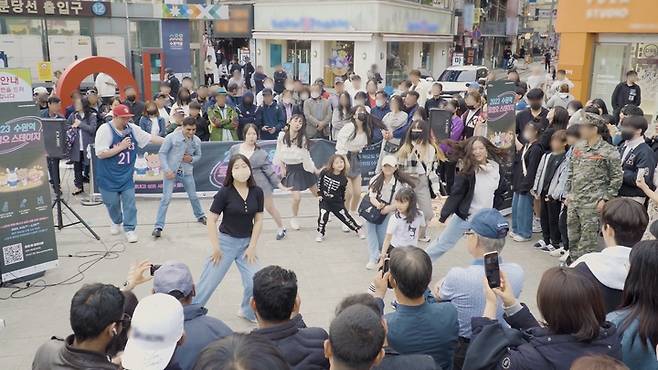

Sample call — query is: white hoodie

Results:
[571,246,631,290]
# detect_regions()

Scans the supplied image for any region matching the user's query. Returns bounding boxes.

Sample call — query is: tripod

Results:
[51,170,101,240]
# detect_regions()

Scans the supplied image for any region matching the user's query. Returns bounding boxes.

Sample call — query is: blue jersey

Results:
[95,123,138,192]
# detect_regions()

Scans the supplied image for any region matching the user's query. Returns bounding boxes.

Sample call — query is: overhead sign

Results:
[162,4,229,20]
[0,68,32,103]
[0,0,111,17]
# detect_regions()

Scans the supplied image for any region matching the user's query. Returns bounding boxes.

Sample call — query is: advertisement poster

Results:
[36,61,53,82]
[0,103,58,282]
[0,68,32,103]
[162,19,191,74]
[92,139,381,195]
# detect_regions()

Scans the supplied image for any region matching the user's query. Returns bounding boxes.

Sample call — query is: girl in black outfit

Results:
[316,154,362,242]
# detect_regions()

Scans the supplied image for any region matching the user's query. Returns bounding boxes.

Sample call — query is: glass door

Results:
[142,50,164,100]
[285,40,311,84]
[590,43,628,111]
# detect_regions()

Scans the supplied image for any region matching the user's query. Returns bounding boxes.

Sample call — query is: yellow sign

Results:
[36,62,53,82]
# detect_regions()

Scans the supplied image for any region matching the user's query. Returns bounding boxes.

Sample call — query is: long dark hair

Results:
[538,267,606,341]
[176,87,191,105]
[283,114,309,149]
[350,105,373,144]
[590,98,609,115]
[399,120,446,162]
[242,123,261,149]
[449,136,506,175]
[550,106,569,130]
[78,96,93,118]
[369,168,415,195]
[619,240,658,349]
[394,187,419,225]
[224,154,256,187]
[337,91,352,120]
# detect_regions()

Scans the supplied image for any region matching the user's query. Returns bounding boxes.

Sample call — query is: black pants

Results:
[559,204,569,250]
[47,157,61,194]
[540,197,562,246]
[204,73,214,85]
[73,151,87,190]
[219,77,228,88]
[317,200,360,235]
[452,336,470,370]
[438,161,457,194]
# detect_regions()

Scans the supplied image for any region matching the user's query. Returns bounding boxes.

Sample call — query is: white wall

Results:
[353,35,386,83]
[431,42,450,78]
[310,40,325,84]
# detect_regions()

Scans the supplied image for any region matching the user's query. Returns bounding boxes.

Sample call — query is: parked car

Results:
[436,65,488,96]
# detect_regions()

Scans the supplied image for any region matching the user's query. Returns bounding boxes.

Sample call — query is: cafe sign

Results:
[0,0,111,17]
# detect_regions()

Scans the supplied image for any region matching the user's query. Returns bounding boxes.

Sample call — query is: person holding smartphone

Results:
[618,115,656,203]
[435,208,524,370]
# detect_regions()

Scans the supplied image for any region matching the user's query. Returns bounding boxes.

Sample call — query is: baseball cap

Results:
[112,104,134,118]
[121,293,184,370]
[381,155,398,168]
[86,88,98,95]
[153,261,194,296]
[469,209,509,239]
[215,87,228,96]
[334,77,344,84]
[33,86,48,96]
[262,88,273,96]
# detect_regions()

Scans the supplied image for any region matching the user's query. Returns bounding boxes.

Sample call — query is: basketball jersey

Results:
[95,123,137,192]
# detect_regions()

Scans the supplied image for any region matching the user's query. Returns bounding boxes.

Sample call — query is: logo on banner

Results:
[168,33,184,50]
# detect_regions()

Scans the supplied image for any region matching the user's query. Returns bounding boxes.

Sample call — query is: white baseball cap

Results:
[381,155,398,168]
[121,293,184,370]
[33,86,48,96]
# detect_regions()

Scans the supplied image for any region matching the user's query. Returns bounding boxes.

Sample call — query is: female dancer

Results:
[426,136,508,261]
[396,119,445,241]
[67,96,97,195]
[194,154,263,322]
[229,124,290,240]
[274,114,320,231]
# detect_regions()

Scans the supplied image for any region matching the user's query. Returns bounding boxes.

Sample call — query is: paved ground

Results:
[0,164,561,369]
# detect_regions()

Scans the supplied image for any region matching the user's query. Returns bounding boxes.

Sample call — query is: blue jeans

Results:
[193,233,260,320]
[365,214,391,264]
[512,192,533,239]
[154,174,205,229]
[426,214,471,261]
[99,187,137,232]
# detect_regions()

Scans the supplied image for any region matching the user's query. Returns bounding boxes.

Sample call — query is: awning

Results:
[251,31,373,42]
[382,33,453,43]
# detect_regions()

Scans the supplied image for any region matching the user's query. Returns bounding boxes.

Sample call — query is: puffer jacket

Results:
[32,335,119,370]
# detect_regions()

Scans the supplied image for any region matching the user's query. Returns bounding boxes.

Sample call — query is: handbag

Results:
[359,178,397,225]
[383,140,400,154]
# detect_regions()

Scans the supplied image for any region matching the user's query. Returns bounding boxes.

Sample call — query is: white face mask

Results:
[376,99,385,107]
[232,167,251,183]
[311,91,320,99]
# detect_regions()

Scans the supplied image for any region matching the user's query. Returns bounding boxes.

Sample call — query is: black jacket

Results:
[617,141,656,197]
[191,114,210,142]
[439,164,508,223]
[515,107,549,138]
[373,349,436,370]
[252,314,329,370]
[512,141,543,193]
[611,82,641,111]
[464,305,622,370]
[123,99,145,117]
[167,74,181,97]
[32,335,119,370]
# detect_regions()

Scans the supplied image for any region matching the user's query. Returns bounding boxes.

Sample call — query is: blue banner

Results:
[162,19,191,74]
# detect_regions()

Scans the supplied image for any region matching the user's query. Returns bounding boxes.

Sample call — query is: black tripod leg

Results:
[60,199,101,240]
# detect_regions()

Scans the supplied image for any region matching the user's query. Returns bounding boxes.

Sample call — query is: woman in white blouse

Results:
[378,95,408,171]
[336,105,372,224]
[169,88,191,123]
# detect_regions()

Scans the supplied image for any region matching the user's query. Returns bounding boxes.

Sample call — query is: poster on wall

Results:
[0,103,58,282]
[0,69,33,103]
[162,20,191,75]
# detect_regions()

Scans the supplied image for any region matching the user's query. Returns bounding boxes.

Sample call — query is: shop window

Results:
[285,40,311,84]
[386,42,414,88]
[590,44,628,115]
[1,18,42,35]
[630,43,658,119]
[325,41,354,87]
[420,42,433,74]
[129,20,160,49]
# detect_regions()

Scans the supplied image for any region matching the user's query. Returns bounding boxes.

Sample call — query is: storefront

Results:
[556,0,658,119]
[252,0,454,89]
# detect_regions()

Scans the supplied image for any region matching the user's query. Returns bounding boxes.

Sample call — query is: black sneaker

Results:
[533,240,547,249]
[198,216,207,225]
[152,228,162,238]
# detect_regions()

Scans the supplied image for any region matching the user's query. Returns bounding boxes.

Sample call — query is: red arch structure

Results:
[55,56,138,113]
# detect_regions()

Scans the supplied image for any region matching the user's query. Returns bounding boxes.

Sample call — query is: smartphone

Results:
[382,258,392,289]
[150,264,162,276]
[483,252,501,289]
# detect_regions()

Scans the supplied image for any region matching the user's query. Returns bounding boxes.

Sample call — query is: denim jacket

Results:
[139,116,166,137]
[158,129,201,176]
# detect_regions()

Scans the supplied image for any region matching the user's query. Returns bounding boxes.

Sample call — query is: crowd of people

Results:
[31,56,658,369]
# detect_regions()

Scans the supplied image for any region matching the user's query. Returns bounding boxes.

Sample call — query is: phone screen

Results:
[484,252,501,289]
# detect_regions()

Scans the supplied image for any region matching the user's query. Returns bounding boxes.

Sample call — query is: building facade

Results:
[251,0,454,89]
[556,0,658,119]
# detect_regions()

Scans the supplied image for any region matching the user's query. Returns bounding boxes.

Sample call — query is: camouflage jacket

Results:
[566,138,622,207]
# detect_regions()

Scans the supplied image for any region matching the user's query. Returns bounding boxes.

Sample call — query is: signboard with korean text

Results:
[0,0,111,17]
[162,20,191,75]
[0,68,32,103]
[0,103,58,282]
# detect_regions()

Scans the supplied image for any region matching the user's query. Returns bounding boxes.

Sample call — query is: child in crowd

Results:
[510,121,544,242]
[316,154,363,242]
[532,130,568,252]
[549,125,581,261]
[381,187,425,255]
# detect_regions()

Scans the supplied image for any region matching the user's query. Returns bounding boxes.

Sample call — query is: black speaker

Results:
[429,108,452,141]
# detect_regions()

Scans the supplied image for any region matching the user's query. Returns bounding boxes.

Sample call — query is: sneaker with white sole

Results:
[533,240,547,249]
[275,228,287,240]
[365,261,378,270]
[418,236,431,243]
[532,218,542,233]
[512,234,531,242]
[559,250,570,263]
[315,233,324,242]
[541,244,556,252]
[549,247,566,257]
[125,231,138,243]
[110,223,121,235]
[508,231,519,239]
[290,218,300,230]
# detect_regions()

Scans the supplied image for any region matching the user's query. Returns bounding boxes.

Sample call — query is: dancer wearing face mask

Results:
[193,154,264,323]
[274,114,321,231]
[396,120,446,241]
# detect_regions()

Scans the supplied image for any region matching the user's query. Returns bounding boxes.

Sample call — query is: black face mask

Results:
[147,110,157,115]
[530,103,542,111]
[410,131,422,141]
[466,104,476,110]
[357,112,368,122]
[621,130,635,142]
[126,95,136,102]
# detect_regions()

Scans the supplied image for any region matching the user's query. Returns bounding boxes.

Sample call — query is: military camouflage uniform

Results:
[566,138,622,260]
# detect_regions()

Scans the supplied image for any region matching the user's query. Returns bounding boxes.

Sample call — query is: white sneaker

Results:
[315,233,324,242]
[533,240,547,249]
[559,250,570,263]
[358,229,366,239]
[508,231,519,239]
[342,223,350,232]
[125,231,138,243]
[365,261,378,270]
[512,234,531,242]
[290,218,300,230]
[418,236,431,243]
[110,223,121,235]
[532,218,542,233]
[541,244,556,252]
[550,247,565,257]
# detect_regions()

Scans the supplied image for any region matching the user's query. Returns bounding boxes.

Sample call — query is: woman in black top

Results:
[511,121,544,241]
[67,96,97,195]
[194,154,264,322]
